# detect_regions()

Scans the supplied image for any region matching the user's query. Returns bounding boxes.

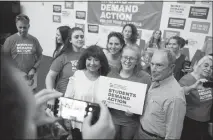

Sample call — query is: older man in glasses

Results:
[134,49,186,139]
[2,14,43,92]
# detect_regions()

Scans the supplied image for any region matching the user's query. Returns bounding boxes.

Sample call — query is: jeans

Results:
[114,123,139,140]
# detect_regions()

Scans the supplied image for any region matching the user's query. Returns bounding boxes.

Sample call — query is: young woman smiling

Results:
[107,45,151,140]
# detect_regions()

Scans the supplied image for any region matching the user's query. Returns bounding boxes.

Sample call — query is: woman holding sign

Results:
[107,45,151,139]
[103,32,125,71]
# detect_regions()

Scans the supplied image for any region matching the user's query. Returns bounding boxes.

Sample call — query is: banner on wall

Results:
[75,23,85,32]
[205,36,212,42]
[168,17,186,29]
[88,24,99,33]
[96,76,147,115]
[169,4,187,16]
[87,1,163,30]
[163,30,180,40]
[189,6,209,19]
[76,11,86,20]
[190,21,210,34]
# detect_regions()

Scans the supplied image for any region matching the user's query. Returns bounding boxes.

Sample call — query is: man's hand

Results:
[82,102,115,139]
[34,89,63,126]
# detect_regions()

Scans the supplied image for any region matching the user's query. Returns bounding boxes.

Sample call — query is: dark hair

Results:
[0,53,28,139]
[107,32,125,52]
[53,26,71,58]
[168,36,186,48]
[122,24,138,44]
[148,30,162,48]
[53,27,84,60]
[77,45,110,76]
[15,14,30,24]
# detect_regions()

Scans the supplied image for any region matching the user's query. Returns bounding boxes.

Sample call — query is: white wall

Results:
[160,1,212,60]
[21,1,212,59]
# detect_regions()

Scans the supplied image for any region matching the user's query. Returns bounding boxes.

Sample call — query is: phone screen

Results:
[57,97,88,122]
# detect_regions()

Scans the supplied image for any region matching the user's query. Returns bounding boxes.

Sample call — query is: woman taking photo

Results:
[103,32,125,71]
[107,45,151,139]
[53,26,71,58]
[179,55,212,140]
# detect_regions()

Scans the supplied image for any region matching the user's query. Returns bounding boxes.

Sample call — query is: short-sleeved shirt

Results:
[2,33,43,73]
[50,49,82,93]
[107,69,151,126]
[179,73,213,122]
[65,70,99,103]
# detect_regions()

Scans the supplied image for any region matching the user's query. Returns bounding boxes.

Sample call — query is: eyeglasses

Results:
[121,56,137,62]
[74,35,84,39]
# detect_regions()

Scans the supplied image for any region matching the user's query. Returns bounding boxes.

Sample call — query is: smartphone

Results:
[203,81,213,88]
[54,97,100,125]
[184,60,191,69]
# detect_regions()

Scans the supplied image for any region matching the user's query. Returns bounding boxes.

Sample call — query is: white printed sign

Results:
[95,76,147,115]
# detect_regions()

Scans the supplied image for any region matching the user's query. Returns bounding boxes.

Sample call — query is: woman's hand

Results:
[125,110,134,116]
[191,79,208,89]
[34,89,63,126]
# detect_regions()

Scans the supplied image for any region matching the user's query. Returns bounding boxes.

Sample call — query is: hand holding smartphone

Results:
[203,81,213,88]
[54,97,100,125]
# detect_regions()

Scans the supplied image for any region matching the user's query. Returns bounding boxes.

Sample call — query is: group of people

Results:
[1,13,212,140]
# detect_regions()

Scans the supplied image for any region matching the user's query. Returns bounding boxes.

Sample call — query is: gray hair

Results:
[154,48,176,65]
[194,55,212,73]
[15,14,30,23]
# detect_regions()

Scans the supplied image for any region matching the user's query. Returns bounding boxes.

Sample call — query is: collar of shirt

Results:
[150,75,174,89]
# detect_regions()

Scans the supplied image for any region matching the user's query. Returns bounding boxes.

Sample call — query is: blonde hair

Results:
[122,44,141,61]
[121,44,142,74]
[194,55,212,73]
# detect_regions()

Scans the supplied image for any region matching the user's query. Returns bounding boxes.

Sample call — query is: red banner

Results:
[87,1,163,30]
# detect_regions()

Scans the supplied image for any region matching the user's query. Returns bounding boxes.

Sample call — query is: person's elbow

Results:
[45,71,57,88]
